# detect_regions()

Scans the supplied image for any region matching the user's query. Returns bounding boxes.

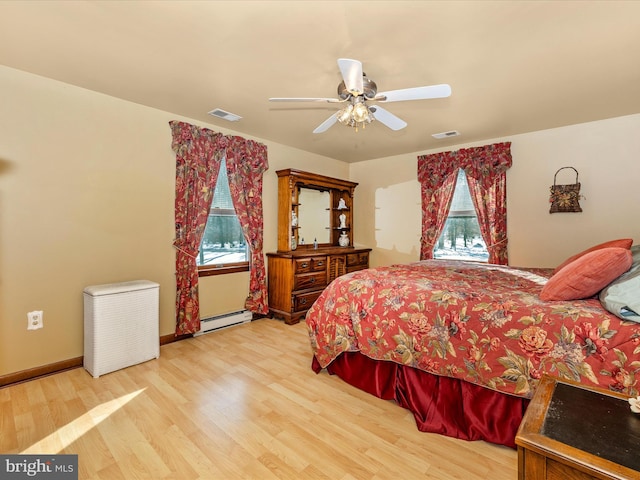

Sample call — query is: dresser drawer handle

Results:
[301,262,309,268]
[316,261,324,267]
[300,298,308,305]
[309,277,316,284]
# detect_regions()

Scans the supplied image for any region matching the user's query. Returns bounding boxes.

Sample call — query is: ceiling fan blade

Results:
[269,97,344,103]
[312,113,338,134]
[371,106,407,131]
[375,84,452,102]
[337,58,364,95]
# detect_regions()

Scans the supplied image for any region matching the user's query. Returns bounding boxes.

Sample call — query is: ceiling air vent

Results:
[208,108,242,122]
[432,130,461,139]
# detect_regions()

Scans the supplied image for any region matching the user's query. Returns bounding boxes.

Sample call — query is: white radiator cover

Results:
[194,310,252,336]
[83,280,160,378]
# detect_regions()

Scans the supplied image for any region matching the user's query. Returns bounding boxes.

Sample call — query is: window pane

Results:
[197,159,249,267]
[433,169,488,262]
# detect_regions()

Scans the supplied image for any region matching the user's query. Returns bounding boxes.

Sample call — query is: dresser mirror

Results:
[297,187,330,245]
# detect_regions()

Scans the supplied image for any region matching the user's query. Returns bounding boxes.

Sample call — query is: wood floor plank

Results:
[0,318,517,479]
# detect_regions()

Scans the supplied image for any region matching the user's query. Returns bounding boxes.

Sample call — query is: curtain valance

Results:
[417,141,512,188]
[169,122,269,172]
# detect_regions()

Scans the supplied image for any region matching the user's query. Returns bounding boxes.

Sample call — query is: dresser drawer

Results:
[295,256,327,274]
[293,271,327,291]
[292,290,324,312]
[347,252,369,267]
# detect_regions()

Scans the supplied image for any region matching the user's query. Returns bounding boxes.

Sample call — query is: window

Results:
[197,158,249,276]
[433,169,488,262]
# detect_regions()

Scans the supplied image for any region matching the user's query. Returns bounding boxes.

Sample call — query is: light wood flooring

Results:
[0,318,517,479]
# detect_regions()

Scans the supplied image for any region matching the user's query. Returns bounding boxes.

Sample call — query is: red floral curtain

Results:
[417,150,463,260]
[464,143,512,264]
[417,142,512,264]
[224,136,269,314]
[170,121,270,335]
[418,171,458,261]
[170,121,224,335]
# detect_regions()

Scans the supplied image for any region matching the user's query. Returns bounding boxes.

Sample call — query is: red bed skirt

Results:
[312,352,529,448]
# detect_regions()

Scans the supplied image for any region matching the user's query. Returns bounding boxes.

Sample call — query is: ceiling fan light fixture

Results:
[352,102,369,122]
[337,104,354,124]
[336,98,375,131]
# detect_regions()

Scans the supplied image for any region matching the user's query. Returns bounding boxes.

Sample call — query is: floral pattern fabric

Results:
[306,260,640,398]
[170,121,269,335]
[417,142,512,264]
[170,121,225,335]
[418,170,458,261]
[225,136,269,314]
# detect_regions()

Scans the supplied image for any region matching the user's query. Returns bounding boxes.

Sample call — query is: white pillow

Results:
[599,262,640,322]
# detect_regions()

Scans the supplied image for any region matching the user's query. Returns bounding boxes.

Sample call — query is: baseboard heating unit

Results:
[83,280,160,378]
[194,310,252,336]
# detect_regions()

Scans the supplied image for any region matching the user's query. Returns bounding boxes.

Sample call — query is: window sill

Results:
[433,257,488,263]
[198,264,249,277]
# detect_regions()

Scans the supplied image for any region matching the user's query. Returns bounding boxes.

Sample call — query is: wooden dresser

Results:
[516,375,640,480]
[267,247,370,324]
[267,169,371,325]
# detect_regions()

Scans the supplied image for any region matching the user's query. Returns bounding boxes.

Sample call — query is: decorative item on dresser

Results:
[267,169,371,325]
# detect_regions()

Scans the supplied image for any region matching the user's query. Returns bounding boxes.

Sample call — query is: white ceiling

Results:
[1,1,640,163]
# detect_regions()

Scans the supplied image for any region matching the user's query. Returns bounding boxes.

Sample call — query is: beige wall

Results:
[0,66,348,376]
[351,113,640,269]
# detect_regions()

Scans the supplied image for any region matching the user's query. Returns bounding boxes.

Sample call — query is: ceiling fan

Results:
[269,58,451,133]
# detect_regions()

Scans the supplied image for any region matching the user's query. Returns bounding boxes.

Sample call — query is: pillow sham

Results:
[541,247,633,301]
[553,238,633,274]
[599,262,640,322]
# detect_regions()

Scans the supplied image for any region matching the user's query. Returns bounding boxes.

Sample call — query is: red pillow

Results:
[541,248,633,301]
[553,238,633,274]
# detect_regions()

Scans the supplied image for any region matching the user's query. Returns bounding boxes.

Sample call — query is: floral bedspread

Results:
[306,260,640,398]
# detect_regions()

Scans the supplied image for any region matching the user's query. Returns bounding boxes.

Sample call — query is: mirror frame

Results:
[276,169,359,252]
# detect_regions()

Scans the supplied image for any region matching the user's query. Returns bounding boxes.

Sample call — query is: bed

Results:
[306,242,640,448]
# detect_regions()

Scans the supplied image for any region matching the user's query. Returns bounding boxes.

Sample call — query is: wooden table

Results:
[516,375,640,480]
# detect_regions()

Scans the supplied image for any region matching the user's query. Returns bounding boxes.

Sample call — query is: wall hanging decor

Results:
[549,166,583,214]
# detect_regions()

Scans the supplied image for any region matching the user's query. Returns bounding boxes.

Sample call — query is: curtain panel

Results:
[170,121,225,335]
[224,136,269,315]
[417,142,512,264]
[170,121,269,335]
[418,171,458,261]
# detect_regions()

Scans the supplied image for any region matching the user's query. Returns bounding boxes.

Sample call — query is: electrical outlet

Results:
[27,310,43,330]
